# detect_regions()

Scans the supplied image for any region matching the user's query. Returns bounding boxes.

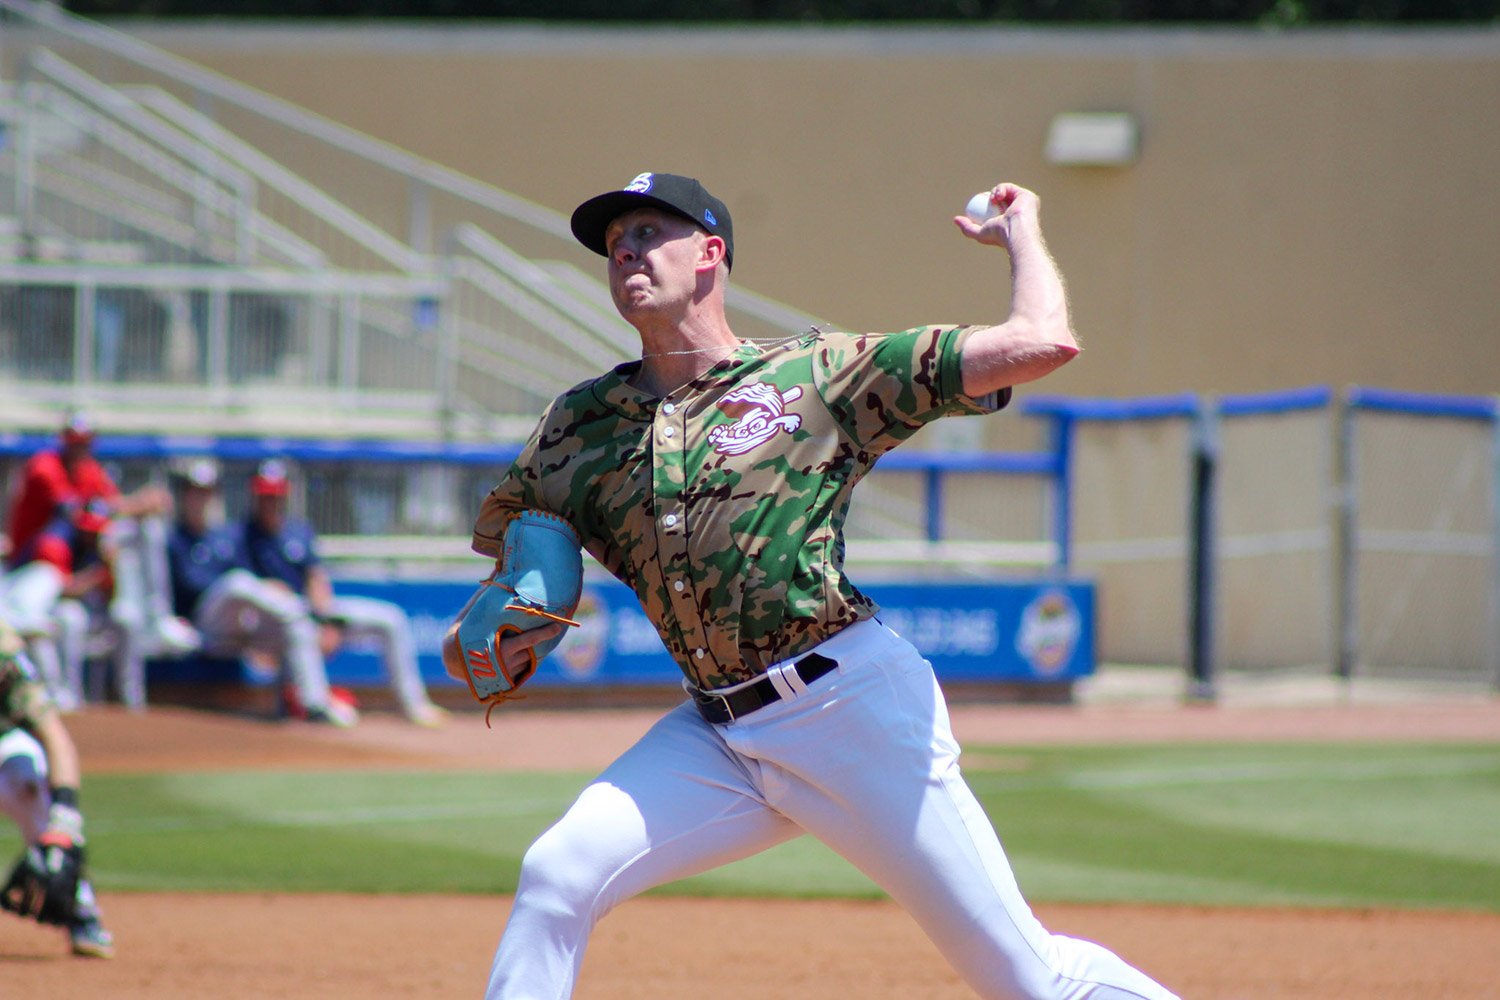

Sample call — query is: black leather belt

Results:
[691,652,839,725]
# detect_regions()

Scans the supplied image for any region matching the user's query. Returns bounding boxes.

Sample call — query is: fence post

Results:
[206,286,229,397]
[1186,396,1218,702]
[1490,398,1500,691]
[1332,388,1359,682]
[923,467,944,543]
[73,279,96,391]
[338,291,361,404]
[1048,412,1075,571]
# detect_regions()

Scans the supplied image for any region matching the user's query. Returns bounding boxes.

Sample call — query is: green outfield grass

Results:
[9,743,1498,911]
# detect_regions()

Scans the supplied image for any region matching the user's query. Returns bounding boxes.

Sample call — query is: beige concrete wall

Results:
[127,24,1500,402]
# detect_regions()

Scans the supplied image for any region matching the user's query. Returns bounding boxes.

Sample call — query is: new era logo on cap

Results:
[570,172,735,270]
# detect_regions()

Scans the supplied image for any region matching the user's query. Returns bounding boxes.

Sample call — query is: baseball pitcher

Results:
[450,174,1178,1000]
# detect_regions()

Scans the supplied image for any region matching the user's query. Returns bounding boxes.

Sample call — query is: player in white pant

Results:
[105,514,204,708]
[324,594,437,723]
[0,561,83,710]
[0,622,114,957]
[165,459,357,727]
[239,460,445,726]
[466,174,1178,999]
[489,620,1175,1000]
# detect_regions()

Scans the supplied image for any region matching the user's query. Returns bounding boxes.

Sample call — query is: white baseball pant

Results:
[0,562,88,711]
[0,727,50,843]
[486,619,1178,1000]
[193,569,336,712]
[327,594,438,720]
[0,724,108,929]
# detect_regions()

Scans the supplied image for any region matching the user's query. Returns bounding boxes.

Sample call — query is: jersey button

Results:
[662,426,675,439]
[695,648,705,659]
[663,514,678,528]
[674,580,685,592]
[662,402,676,414]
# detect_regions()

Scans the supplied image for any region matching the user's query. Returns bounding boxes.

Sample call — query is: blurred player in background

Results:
[3,411,169,560]
[0,501,115,711]
[164,458,358,728]
[0,619,114,958]
[3,412,195,709]
[236,460,446,727]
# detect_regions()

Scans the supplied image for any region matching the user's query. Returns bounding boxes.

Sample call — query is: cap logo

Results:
[703,209,717,227]
[625,172,654,193]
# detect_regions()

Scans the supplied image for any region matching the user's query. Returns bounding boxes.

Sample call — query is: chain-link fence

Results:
[1024,387,1499,691]
[1342,389,1498,685]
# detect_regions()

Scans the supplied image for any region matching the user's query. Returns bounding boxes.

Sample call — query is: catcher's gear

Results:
[445,510,583,722]
[2,831,85,927]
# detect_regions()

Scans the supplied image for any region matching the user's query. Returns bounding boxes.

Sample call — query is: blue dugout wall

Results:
[325,576,1096,691]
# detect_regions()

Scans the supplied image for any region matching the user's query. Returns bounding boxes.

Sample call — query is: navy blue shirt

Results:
[167,522,243,617]
[240,516,320,595]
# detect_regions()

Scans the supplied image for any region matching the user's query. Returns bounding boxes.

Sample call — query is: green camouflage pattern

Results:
[473,326,1008,690]
[0,622,53,732]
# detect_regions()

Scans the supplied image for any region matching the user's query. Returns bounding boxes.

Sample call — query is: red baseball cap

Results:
[60,409,95,445]
[251,459,291,497]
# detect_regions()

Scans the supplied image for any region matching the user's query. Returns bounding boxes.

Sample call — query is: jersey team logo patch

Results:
[708,383,803,455]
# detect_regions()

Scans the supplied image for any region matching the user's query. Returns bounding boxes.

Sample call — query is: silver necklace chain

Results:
[636,328,820,361]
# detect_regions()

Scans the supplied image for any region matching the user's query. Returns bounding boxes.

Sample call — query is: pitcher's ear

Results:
[697,233,727,272]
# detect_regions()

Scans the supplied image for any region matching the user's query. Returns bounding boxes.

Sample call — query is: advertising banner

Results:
[327,576,1095,689]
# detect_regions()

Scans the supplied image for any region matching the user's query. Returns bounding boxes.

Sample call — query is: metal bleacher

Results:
[0,0,876,553]
[0,1,825,436]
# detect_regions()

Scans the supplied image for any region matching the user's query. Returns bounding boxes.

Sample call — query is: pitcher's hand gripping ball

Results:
[444,510,583,721]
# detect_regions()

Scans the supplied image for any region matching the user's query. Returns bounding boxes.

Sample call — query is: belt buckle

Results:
[709,690,737,723]
[694,687,737,723]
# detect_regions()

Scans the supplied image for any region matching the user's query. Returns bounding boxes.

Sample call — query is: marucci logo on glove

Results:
[466,647,497,680]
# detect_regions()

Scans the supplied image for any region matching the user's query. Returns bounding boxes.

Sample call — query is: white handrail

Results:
[1,0,572,241]
[125,83,431,274]
[450,223,637,362]
[1,0,832,334]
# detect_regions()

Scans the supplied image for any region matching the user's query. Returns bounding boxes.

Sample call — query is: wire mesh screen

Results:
[843,468,1052,572]
[940,473,1050,547]
[1217,407,1334,672]
[1070,418,1192,666]
[1353,410,1496,682]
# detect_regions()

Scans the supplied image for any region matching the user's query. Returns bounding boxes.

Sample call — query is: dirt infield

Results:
[5,689,1500,999]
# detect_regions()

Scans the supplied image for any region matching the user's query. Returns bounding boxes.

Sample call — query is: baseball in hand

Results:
[965,191,1001,224]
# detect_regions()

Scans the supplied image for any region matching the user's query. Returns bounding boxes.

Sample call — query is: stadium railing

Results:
[1022,386,1499,693]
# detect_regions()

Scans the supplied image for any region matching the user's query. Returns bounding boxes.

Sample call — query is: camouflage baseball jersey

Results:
[472,326,1009,690]
[0,623,53,733]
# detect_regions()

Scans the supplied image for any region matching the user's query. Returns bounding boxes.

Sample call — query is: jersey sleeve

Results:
[815,326,1010,452]
[80,459,121,503]
[0,653,57,730]
[472,430,544,559]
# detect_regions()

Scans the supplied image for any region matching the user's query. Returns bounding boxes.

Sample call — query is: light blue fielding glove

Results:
[445,510,583,721]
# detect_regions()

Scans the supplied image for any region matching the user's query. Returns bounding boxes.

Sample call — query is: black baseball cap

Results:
[570,172,734,271]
